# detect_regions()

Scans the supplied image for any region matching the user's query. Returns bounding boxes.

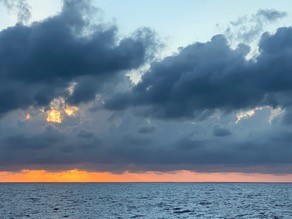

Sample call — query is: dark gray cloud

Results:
[0,95,289,174]
[137,125,156,134]
[0,0,31,23]
[0,0,158,115]
[1,117,292,174]
[212,125,232,137]
[106,27,292,121]
[281,107,292,125]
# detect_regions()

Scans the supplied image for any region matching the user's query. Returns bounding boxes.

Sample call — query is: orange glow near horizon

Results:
[1,170,292,183]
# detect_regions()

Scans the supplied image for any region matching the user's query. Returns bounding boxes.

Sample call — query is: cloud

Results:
[281,107,292,125]
[0,3,292,175]
[212,125,231,137]
[137,125,156,134]
[0,91,290,174]
[257,9,287,21]
[106,27,292,121]
[0,0,158,116]
[0,0,31,23]
[1,113,292,174]
[224,9,287,44]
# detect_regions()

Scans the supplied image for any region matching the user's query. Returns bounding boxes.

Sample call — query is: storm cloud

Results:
[107,27,292,120]
[0,0,157,115]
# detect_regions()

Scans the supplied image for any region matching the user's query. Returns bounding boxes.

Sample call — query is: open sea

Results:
[1,183,292,218]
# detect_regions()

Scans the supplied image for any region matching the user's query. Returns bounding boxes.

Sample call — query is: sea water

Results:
[1,183,292,218]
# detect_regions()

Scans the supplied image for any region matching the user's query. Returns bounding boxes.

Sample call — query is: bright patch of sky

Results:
[1,0,292,53]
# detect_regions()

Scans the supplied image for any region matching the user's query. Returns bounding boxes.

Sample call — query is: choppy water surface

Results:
[1,183,292,218]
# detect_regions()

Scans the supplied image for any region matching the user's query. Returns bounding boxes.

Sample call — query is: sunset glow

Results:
[1,170,292,183]
[46,109,62,123]
[25,113,31,120]
[64,105,78,116]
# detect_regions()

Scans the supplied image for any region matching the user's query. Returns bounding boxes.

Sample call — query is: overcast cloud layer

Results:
[0,0,292,174]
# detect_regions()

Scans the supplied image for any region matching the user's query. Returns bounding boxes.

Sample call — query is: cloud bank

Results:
[0,2,292,175]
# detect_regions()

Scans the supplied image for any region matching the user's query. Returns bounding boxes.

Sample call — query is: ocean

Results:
[1,183,292,218]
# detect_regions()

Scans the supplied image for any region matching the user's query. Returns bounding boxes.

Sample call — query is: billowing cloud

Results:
[0,0,158,116]
[106,27,292,121]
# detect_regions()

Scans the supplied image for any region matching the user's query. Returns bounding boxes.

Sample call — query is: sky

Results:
[1,0,292,182]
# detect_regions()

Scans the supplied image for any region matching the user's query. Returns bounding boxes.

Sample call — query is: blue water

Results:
[1,183,292,218]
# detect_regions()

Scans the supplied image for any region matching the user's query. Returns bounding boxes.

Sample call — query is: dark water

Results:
[1,183,292,218]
